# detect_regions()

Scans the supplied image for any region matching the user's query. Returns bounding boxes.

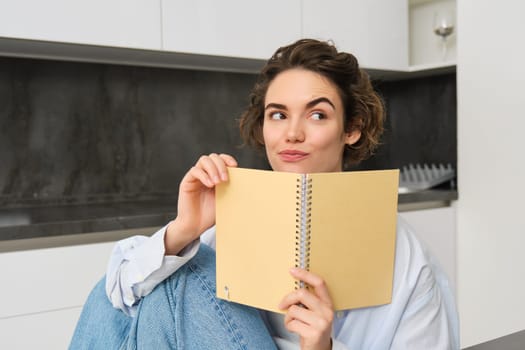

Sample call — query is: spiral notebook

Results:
[215,167,399,313]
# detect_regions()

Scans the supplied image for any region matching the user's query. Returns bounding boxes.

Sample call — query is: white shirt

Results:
[106,215,459,349]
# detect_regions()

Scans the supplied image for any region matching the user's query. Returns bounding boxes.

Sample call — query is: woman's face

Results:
[262,69,361,173]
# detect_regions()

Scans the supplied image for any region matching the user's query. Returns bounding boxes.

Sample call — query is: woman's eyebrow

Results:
[264,102,287,110]
[265,98,335,111]
[306,97,336,110]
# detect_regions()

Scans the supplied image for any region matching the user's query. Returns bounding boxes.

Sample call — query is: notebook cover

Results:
[215,167,399,313]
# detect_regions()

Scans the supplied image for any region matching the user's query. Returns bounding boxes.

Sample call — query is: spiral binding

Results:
[294,175,313,290]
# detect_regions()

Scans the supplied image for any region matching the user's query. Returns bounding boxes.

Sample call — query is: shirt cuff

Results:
[129,225,201,298]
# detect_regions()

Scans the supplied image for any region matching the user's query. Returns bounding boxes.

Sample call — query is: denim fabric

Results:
[70,276,132,349]
[70,244,277,350]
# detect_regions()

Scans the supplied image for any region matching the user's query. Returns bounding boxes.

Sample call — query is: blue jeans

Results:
[70,244,277,349]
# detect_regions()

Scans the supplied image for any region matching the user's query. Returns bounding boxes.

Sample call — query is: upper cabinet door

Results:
[161,0,302,60]
[0,0,162,50]
[302,0,409,71]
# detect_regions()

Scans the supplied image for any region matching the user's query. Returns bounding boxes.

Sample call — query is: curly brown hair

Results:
[239,38,385,167]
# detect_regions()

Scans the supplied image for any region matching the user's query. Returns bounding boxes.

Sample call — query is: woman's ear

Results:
[345,129,361,146]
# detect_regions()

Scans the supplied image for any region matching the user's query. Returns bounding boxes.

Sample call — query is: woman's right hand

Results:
[164,153,238,255]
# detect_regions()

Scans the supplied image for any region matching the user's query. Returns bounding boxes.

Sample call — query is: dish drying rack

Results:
[398,163,455,193]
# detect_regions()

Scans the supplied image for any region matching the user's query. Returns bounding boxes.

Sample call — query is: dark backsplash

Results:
[356,73,457,171]
[0,57,456,207]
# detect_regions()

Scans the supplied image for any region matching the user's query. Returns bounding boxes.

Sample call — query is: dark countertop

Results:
[0,190,457,242]
[0,199,177,242]
[398,189,458,204]
[462,329,525,350]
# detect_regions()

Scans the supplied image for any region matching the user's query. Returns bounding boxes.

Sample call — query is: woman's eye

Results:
[269,112,285,120]
[311,112,325,120]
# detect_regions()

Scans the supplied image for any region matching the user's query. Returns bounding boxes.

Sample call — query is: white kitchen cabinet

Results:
[0,0,162,50]
[0,241,114,349]
[302,0,409,71]
[409,0,456,67]
[399,204,456,291]
[0,307,82,349]
[161,0,302,59]
[0,0,454,77]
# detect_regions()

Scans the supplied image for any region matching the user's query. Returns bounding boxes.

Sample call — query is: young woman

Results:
[71,39,459,350]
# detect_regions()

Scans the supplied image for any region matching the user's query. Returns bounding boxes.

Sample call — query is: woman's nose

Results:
[286,119,305,142]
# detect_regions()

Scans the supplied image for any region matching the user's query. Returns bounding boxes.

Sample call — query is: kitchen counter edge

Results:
[0,190,457,249]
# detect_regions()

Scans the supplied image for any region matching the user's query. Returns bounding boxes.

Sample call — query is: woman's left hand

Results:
[278,268,334,350]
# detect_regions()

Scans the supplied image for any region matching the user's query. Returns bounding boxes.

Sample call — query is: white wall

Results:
[457,0,525,347]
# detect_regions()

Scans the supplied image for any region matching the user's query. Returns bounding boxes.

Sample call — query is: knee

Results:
[136,244,217,319]
[71,276,131,348]
[84,276,109,307]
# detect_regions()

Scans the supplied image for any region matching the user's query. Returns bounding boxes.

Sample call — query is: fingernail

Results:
[220,172,228,181]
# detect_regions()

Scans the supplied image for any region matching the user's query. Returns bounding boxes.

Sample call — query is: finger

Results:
[184,165,215,188]
[218,153,238,168]
[195,154,224,185]
[217,154,238,181]
[284,303,332,329]
[283,305,333,349]
[289,268,333,307]
[283,303,314,326]
[279,287,326,314]
[209,153,232,182]
[283,317,312,338]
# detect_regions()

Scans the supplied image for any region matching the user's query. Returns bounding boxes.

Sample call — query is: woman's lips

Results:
[278,150,309,162]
